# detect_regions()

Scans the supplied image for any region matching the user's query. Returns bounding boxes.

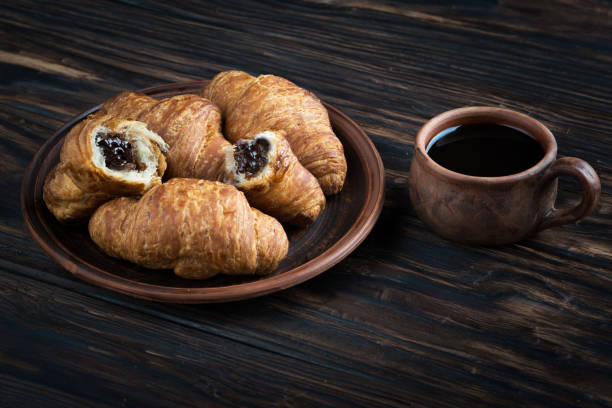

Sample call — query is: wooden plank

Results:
[1,244,610,407]
[0,265,470,408]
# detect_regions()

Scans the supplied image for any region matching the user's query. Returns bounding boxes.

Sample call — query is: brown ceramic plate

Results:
[21,81,385,303]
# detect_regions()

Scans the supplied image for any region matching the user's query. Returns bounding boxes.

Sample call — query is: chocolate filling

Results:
[234,138,270,178]
[96,131,140,171]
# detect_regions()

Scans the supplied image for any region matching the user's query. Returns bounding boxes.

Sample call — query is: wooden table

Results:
[2,1,611,406]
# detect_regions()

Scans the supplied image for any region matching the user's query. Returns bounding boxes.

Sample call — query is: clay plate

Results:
[21,81,385,303]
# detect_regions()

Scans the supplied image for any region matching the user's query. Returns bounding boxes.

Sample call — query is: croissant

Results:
[223,131,325,226]
[88,178,289,279]
[100,92,230,180]
[43,115,168,223]
[202,70,347,195]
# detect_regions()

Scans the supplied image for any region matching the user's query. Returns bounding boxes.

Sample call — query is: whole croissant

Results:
[223,130,325,226]
[202,70,347,195]
[100,92,230,180]
[88,178,289,279]
[43,115,168,223]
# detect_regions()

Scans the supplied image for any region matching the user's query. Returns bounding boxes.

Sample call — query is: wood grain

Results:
[1,0,611,406]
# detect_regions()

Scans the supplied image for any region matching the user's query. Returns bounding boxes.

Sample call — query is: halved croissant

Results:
[43,115,168,223]
[223,131,325,226]
[202,70,347,195]
[88,178,289,279]
[99,92,231,181]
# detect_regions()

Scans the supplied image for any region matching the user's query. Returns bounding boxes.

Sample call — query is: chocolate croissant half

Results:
[43,115,168,223]
[88,178,289,279]
[99,92,230,180]
[223,131,325,226]
[202,70,347,195]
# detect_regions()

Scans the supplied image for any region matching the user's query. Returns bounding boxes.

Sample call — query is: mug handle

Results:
[537,157,601,231]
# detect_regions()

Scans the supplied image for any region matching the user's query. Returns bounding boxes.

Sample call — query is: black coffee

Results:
[426,124,544,177]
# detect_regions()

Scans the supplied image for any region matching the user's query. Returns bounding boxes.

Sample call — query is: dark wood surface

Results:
[1,0,610,406]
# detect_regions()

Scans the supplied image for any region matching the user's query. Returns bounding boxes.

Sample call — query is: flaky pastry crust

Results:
[43,115,168,223]
[98,91,158,120]
[99,92,231,180]
[223,131,325,226]
[202,70,347,195]
[88,178,289,279]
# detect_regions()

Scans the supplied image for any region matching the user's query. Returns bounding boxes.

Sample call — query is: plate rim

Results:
[20,80,385,303]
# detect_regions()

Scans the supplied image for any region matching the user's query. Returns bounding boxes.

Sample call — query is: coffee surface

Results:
[234,138,270,178]
[96,132,139,171]
[427,124,544,177]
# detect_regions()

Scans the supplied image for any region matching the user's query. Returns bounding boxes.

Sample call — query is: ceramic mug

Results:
[408,107,601,245]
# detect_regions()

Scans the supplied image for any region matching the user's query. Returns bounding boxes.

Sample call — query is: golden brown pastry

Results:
[98,91,158,120]
[88,178,289,279]
[43,115,168,223]
[223,131,325,226]
[99,92,230,180]
[97,91,325,226]
[202,70,347,195]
